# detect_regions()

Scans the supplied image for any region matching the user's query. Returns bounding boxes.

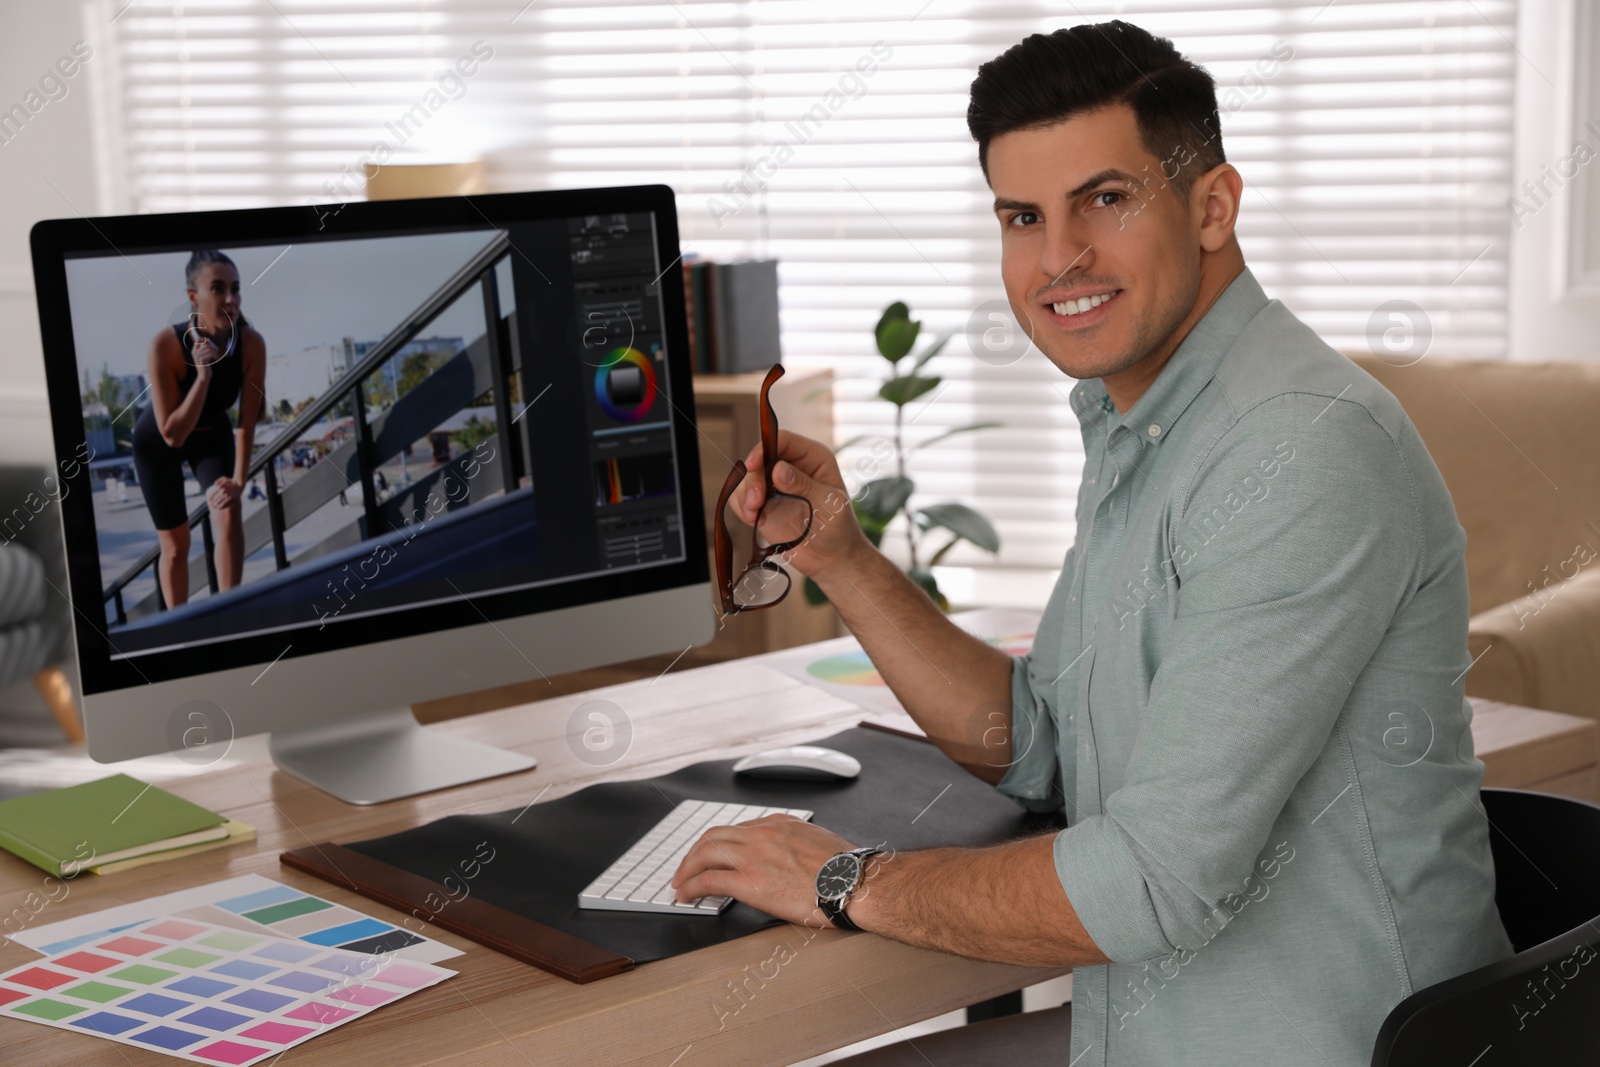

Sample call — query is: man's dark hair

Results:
[967,20,1224,193]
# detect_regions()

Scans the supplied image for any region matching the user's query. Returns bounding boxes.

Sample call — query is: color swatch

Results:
[14,874,460,965]
[0,913,453,1065]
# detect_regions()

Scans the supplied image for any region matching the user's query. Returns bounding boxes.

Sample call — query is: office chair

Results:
[1370,788,1600,1065]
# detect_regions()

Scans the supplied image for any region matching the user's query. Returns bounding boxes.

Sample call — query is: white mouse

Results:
[732,745,862,781]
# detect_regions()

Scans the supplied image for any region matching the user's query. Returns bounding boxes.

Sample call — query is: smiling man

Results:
[672,21,1512,1066]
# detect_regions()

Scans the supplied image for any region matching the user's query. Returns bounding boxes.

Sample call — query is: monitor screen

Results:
[34,186,707,697]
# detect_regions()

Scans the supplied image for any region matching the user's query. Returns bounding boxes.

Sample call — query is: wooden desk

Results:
[0,636,1063,1066]
[3,609,1594,1065]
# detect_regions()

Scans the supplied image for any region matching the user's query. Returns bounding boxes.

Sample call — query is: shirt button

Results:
[1148,423,1163,438]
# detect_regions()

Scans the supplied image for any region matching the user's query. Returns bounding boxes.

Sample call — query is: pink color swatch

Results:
[53,951,120,973]
[327,984,397,1007]
[284,1001,359,1024]
[193,1039,271,1064]
[97,936,164,956]
[372,963,438,988]
[142,919,207,940]
[8,967,76,991]
[237,1020,315,1043]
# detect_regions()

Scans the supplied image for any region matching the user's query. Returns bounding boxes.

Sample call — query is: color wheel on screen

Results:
[805,633,1034,688]
[593,347,658,421]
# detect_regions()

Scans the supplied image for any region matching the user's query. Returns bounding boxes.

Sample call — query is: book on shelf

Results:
[683,258,782,375]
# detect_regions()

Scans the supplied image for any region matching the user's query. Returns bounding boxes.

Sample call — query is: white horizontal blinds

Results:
[104,0,1514,580]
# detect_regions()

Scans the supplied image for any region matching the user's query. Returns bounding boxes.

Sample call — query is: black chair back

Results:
[1371,788,1600,1066]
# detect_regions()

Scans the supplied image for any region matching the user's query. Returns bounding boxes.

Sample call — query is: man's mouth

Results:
[1048,289,1121,318]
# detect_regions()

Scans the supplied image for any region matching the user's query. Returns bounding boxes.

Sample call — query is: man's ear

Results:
[1191,162,1243,253]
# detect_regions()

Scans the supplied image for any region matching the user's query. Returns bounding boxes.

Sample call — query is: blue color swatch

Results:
[177,1005,253,1031]
[131,1025,207,1050]
[210,958,277,981]
[301,919,392,947]
[267,970,338,994]
[164,976,236,998]
[222,988,294,1012]
[119,992,191,1017]
[71,1011,143,1035]
[252,941,319,964]
[215,885,302,913]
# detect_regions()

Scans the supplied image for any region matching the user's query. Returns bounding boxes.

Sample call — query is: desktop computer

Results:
[30,184,714,804]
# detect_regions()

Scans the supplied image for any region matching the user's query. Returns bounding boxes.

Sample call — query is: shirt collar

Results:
[1068,266,1269,446]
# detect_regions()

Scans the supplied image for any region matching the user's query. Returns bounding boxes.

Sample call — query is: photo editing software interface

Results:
[62,210,689,665]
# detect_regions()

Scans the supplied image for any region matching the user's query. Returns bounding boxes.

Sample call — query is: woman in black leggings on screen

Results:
[132,250,266,609]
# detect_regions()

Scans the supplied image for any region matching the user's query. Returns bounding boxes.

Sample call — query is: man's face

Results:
[988,103,1204,382]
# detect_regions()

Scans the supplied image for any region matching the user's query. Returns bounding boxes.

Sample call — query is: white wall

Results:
[1509,0,1600,361]
[0,2,98,465]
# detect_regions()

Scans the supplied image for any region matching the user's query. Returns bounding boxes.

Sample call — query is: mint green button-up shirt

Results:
[1000,267,1513,1066]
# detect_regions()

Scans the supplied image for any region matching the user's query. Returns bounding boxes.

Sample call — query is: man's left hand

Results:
[672,815,859,927]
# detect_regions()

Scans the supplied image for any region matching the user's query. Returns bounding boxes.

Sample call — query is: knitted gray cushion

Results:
[0,546,51,691]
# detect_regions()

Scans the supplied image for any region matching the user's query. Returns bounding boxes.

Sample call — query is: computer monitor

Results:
[30,184,714,804]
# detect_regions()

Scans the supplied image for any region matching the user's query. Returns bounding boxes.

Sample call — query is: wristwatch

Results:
[815,847,884,931]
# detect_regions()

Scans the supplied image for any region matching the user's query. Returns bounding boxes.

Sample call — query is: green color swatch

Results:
[198,930,259,951]
[152,948,220,968]
[62,981,130,1003]
[106,964,178,985]
[243,897,331,924]
[13,999,84,1020]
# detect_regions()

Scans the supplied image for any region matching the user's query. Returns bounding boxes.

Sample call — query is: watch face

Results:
[816,854,862,902]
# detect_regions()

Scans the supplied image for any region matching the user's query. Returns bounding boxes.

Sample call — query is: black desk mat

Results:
[339,725,1038,966]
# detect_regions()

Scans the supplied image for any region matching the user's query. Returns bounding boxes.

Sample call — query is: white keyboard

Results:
[578,799,813,915]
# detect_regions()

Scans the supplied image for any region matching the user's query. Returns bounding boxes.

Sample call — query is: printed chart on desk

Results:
[0,912,452,1065]
[11,874,463,964]
[764,627,1036,716]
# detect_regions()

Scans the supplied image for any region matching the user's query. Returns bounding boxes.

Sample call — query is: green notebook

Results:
[0,774,228,877]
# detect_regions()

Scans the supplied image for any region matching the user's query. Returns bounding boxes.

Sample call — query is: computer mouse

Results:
[732,745,862,781]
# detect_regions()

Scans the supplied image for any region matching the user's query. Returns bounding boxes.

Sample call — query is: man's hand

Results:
[671,815,861,928]
[207,476,242,512]
[730,430,871,585]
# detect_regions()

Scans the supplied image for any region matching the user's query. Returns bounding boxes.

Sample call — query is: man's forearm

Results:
[816,547,1014,782]
[846,835,1110,968]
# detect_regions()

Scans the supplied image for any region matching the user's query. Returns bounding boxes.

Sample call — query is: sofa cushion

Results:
[1468,567,1600,722]
[1348,353,1600,616]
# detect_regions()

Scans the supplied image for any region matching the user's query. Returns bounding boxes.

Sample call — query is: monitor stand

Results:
[269,709,537,805]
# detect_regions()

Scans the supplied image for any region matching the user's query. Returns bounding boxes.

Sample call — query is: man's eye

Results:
[1008,212,1039,228]
[1092,191,1125,208]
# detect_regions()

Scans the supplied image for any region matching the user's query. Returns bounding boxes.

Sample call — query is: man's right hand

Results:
[729,430,871,587]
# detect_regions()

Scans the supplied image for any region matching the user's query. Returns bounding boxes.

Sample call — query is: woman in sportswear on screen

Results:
[131,250,266,610]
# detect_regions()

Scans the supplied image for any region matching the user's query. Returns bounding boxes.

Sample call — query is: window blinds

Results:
[99,0,1514,594]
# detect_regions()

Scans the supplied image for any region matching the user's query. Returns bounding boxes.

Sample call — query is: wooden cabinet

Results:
[687,367,841,663]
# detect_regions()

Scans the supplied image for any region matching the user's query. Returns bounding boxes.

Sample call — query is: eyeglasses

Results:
[713,363,814,616]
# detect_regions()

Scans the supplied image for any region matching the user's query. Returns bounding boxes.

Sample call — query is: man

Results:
[673,21,1512,1065]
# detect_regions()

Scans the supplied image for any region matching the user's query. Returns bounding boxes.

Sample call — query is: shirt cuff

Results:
[994,654,1063,814]
[1053,816,1178,963]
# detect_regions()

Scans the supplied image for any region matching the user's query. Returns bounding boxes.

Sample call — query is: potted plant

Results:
[806,301,1002,611]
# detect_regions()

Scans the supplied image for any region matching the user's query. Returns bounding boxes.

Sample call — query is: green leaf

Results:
[854,476,914,523]
[908,330,955,376]
[909,421,1002,453]
[908,567,950,612]
[915,502,1000,554]
[803,576,830,606]
[875,303,920,363]
[878,375,940,407]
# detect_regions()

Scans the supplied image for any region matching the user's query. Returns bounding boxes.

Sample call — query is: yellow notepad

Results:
[86,818,256,875]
